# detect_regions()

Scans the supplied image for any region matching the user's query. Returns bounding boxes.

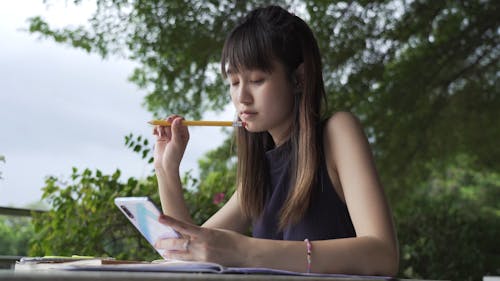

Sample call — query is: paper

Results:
[15,257,144,271]
[63,259,393,279]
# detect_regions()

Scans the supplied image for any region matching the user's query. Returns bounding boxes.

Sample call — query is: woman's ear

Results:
[294,63,305,89]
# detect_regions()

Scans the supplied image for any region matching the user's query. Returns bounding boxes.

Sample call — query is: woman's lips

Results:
[240,111,257,120]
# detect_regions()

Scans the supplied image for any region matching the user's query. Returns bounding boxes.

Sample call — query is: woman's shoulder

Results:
[323,111,363,135]
[322,111,368,158]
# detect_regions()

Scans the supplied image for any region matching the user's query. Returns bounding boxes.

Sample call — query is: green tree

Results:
[26,0,499,201]
[305,1,500,200]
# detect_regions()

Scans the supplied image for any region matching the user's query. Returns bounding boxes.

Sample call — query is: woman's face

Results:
[227,61,295,145]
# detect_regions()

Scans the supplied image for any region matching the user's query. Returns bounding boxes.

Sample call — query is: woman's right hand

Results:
[153,115,190,175]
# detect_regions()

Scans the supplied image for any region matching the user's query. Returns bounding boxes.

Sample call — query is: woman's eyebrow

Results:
[226,66,238,75]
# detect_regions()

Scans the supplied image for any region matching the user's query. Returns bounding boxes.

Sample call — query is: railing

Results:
[0,256,21,270]
[0,206,45,217]
[0,206,47,269]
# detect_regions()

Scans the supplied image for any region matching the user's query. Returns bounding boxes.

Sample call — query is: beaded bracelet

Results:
[304,238,312,273]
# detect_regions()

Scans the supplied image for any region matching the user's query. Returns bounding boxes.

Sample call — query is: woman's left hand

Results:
[155,214,249,267]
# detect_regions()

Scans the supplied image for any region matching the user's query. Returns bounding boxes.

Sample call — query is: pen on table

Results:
[148,120,246,127]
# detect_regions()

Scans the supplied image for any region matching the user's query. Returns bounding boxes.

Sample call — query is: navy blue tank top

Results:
[252,140,356,241]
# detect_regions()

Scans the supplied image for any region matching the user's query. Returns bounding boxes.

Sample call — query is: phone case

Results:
[114,197,181,257]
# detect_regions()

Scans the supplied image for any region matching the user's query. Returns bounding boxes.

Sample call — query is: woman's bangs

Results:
[221,23,274,78]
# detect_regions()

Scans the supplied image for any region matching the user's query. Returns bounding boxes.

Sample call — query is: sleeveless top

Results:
[252,140,356,241]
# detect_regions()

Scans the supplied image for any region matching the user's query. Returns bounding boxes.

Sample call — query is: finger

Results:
[163,115,177,140]
[153,126,164,139]
[155,237,190,251]
[159,214,200,237]
[171,118,182,139]
[171,117,189,142]
[162,249,192,261]
[165,115,181,124]
[154,127,168,146]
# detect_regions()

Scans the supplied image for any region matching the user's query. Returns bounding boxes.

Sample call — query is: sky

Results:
[0,1,232,208]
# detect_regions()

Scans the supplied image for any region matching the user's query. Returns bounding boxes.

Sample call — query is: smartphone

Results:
[114,197,181,256]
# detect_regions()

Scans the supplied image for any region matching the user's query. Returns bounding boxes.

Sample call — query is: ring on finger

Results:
[183,238,191,251]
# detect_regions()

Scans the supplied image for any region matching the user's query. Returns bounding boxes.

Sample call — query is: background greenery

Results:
[1,1,498,280]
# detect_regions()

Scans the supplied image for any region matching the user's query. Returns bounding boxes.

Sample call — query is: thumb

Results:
[159,214,199,238]
[171,118,189,142]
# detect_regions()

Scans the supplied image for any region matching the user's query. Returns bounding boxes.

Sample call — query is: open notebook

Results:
[61,259,393,279]
[16,257,392,279]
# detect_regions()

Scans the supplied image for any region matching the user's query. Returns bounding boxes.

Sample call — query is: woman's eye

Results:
[251,79,264,84]
[230,81,239,86]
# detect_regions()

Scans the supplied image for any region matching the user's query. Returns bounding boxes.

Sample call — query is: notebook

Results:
[63,259,393,279]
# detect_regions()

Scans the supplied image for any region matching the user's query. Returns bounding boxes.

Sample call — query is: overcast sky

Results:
[0,1,232,208]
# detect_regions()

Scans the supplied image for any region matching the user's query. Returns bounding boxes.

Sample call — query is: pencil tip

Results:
[147,121,153,125]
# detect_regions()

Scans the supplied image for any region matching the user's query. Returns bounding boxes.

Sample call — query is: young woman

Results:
[153,5,399,276]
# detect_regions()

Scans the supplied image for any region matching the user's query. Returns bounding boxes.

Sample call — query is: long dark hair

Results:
[220,5,327,228]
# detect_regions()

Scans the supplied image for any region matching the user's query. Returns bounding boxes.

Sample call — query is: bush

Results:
[30,168,161,261]
[0,216,33,256]
[396,156,500,280]
[396,194,500,280]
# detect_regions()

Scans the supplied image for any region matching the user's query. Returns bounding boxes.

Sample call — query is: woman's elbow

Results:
[367,238,399,277]
[380,243,399,277]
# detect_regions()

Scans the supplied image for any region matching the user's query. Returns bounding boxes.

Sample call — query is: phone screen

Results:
[114,197,181,256]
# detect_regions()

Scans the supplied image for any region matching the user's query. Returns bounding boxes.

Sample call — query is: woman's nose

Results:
[237,86,253,104]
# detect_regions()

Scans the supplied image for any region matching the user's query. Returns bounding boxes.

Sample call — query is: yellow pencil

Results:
[148,120,246,127]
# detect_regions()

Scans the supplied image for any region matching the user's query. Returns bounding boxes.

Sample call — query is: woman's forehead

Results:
[225,60,282,76]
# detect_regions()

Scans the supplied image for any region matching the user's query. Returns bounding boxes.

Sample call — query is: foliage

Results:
[0,216,33,256]
[30,168,161,261]
[396,155,500,280]
[397,195,499,281]
[124,133,153,164]
[25,0,500,280]
[306,0,500,202]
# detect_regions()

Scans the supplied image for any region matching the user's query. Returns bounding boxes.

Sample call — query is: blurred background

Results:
[0,1,498,280]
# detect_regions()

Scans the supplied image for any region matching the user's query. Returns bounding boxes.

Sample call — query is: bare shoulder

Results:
[324,111,365,141]
[323,111,372,170]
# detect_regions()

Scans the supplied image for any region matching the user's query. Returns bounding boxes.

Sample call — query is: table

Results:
[0,270,431,281]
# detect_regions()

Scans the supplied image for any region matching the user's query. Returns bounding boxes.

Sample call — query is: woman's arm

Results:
[156,111,398,276]
[154,115,193,223]
[155,115,250,232]
[158,216,398,276]
[324,111,399,274]
[202,190,251,234]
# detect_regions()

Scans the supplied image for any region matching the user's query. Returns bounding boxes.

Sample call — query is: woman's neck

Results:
[270,127,292,147]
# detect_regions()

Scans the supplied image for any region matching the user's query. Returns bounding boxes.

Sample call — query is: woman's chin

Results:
[243,124,264,133]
